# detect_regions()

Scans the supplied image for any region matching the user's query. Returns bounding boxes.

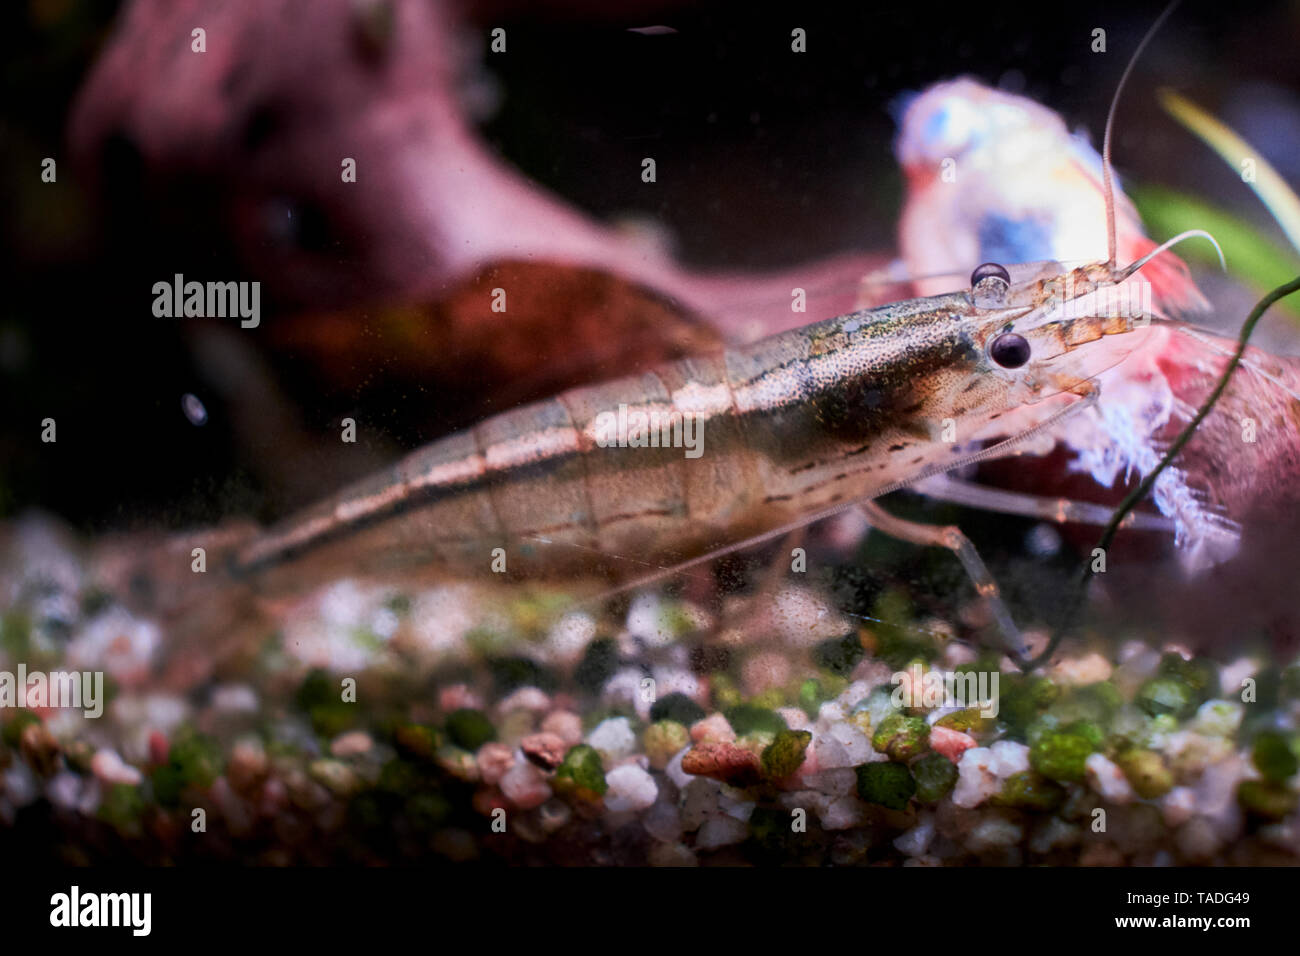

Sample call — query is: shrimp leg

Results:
[912,475,1176,532]
[857,500,1025,655]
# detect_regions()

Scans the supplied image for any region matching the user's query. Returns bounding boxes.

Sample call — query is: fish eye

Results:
[989,332,1031,368]
[970,261,1011,289]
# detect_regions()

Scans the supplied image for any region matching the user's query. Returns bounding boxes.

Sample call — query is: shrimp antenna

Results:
[1101,0,1184,268]
[1118,228,1226,280]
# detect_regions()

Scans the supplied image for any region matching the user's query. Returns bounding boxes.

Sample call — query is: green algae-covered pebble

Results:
[871,714,930,761]
[393,723,442,761]
[150,728,222,807]
[1,709,41,748]
[1237,779,1298,820]
[295,669,356,736]
[993,770,1066,811]
[1063,720,1105,750]
[643,720,690,770]
[724,704,787,737]
[310,758,360,797]
[553,744,608,797]
[444,709,496,751]
[999,675,1059,735]
[1029,730,1096,783]
[935,707,995,736]
[855,761,916,811]
[574,638,619,693]
[798,678,827,719]
[1116,749,1174,799]
[812,632,866,676]
[911,751,959,803]
[1251,730,1299,783]
[1050,682,1122,727]
[1136,677,1193,719]
[98,783,145,834]
[762,729,813,779]
[710,673,743,711]
[649,692,706,726]
[751,688,786,711]
[1157,654,1217,703]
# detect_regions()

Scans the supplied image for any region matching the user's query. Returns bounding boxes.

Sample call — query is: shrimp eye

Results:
[989,332,1031,369]
[970,262,1012,307]
[971,261,1011,288]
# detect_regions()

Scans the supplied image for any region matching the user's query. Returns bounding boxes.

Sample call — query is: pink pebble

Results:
[690,713,736,745]
[438,684,482,712]
[475,742,516,786]
[540,711,584,746]
[930,725,977,764]
[741,652,791,696]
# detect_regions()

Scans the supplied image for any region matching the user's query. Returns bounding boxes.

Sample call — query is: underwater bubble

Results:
[1026,523,1062,557]
[181,393,208,426]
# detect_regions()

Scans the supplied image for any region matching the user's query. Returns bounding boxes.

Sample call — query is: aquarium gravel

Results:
[3,514,1300,866]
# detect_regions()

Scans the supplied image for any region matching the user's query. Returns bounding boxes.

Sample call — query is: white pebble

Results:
[800,767,858,797]
[210,683,259,713]
[643,801,684,843]
[952,747,999,809]
[1161,786,1198,827]
[626,593,677,648]
[1219,658,1257,699]
[604,765,658,813]
[776,707,811,731]
[695,815,749,849]
[602,668,652,720]
[1085,752,1134,804]
[46,772,84,811]
[1190,699,1243,738]
[893,815,935,857]
[499,763,551,809]
[665,747,693,789]
[2,763,38,807]
[967,816,1023,851]
[587,717,637,764]
[680,778,722,829]
[717,788,756,822]
[545,612,597,666]
[496,686,551,715]
[91,748,143,786]
[817,795,864,830]
[1050,652,1113,685]
[828,722,874,765]
[988,740,1030,777]
[770,587,850,648]
[1029,817,1080,854]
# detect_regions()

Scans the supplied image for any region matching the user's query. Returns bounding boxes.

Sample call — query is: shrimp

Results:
[114,2,1217,671]
[204,255,1161,652]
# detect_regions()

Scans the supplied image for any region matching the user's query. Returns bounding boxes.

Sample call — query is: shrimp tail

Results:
[88,522,266,689]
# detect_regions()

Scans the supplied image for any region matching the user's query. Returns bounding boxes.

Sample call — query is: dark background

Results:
[2,0,1297,534]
